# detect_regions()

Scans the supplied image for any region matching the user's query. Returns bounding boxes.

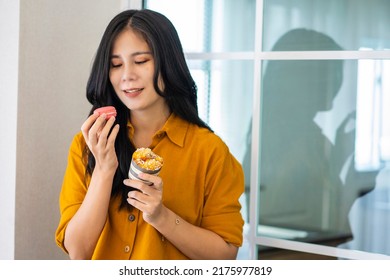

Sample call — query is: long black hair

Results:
[84,9,212,210]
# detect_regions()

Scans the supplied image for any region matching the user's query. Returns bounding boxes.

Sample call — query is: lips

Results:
[123,88,143,96]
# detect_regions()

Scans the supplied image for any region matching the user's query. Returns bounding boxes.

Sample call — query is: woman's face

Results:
[109,28,165,114]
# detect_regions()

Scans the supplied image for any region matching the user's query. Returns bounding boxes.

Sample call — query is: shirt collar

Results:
[162,113,188,147]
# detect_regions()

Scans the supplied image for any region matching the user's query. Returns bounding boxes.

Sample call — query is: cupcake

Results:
[128,148,163,185]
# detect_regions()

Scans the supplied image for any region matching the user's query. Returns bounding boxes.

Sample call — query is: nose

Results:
[121,63,136,82]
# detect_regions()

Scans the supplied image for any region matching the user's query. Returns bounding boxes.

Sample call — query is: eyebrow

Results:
[110,51,152,59]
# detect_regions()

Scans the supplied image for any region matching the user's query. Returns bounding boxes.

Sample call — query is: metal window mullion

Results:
[185,50,390,61]
[203,0,213,124]
[248,0,264,260]
[257,236,390,260]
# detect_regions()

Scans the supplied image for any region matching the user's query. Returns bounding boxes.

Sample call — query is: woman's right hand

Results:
[81,113,120,173]
[65,113,120,259]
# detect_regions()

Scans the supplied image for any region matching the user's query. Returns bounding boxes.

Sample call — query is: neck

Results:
[130,107,171,148]
[132,106,170,129]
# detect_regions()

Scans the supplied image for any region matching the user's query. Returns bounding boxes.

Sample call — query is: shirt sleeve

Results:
[55,132,89,253]
[200,142,245,247]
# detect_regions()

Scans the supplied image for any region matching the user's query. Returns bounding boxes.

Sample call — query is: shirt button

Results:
[124,245,130,253]
[128,214,136,222]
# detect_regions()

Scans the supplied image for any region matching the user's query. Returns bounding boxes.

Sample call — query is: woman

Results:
[55,9,244,260]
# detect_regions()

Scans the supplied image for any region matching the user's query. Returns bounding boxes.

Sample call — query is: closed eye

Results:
[135,60,148,65]
[111,63,122,68]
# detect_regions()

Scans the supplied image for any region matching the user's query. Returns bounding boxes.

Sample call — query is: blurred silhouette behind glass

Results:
[243,28,378,239]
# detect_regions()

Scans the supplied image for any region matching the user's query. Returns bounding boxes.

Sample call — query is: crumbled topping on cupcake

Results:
[132,148,163,170]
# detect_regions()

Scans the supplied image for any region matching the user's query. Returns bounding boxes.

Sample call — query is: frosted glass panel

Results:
[263,0,390,51]
[145,0,256,52]
[245,58,390,257]
[188,59,254,162]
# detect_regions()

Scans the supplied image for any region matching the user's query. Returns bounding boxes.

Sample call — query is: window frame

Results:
[127,0,390,260]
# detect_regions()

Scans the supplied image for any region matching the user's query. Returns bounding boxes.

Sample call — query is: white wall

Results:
[0,0,20,260]
[0,0,122,259]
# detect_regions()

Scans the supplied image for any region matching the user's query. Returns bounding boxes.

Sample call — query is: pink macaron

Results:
[94,106,117,120]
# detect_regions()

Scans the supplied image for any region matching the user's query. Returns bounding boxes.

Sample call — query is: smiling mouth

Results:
[124,88,143,94]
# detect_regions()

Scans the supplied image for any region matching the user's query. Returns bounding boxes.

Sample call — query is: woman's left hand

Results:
[124,173,165,225]
[124,174,238,260]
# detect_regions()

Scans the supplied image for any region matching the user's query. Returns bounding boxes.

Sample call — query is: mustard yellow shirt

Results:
[55,114,244,259]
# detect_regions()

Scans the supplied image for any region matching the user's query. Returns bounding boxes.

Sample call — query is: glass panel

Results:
[188,59,254,162]
[243,58,390,257]
[145,0,256,52]
[188,59,253,260]
[263,0,390,51]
